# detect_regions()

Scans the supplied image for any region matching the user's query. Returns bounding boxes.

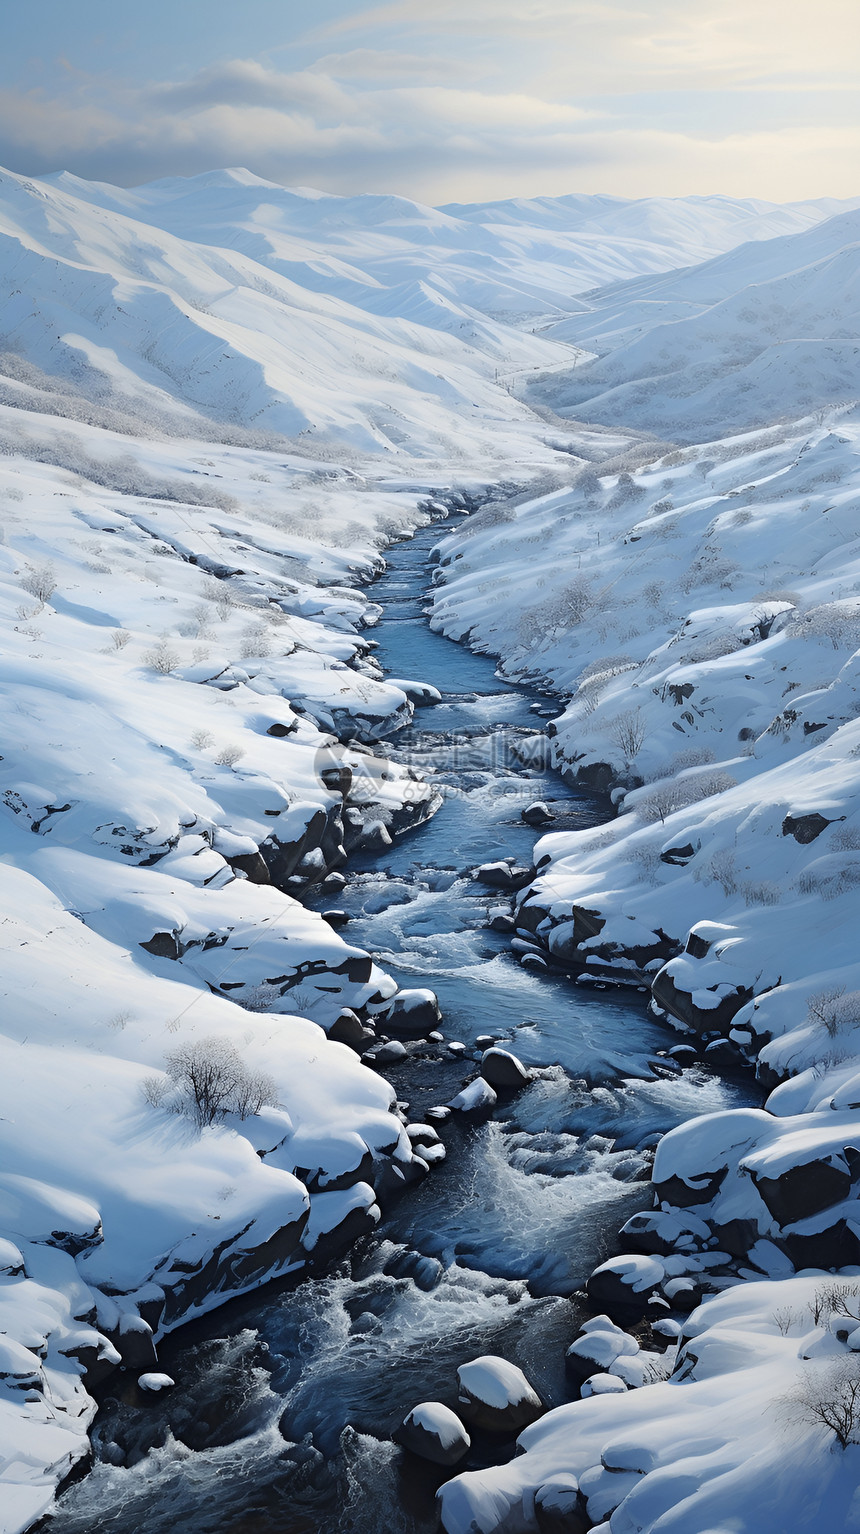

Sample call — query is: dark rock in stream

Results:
[456,1355,544,1434]
[395,1402,471,1467]
[321,908,350,928]
[327,1008,377,1053]
[521,802,554,826]
[373,988,442,1037]
[480,1048,531,1090]
[474,859,536,890]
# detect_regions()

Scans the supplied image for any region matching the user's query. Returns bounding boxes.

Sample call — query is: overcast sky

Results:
[2,0,858,202]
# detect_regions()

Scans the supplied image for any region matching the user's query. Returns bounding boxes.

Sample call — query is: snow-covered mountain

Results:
[529,205,860,439]
[2,166,855,460]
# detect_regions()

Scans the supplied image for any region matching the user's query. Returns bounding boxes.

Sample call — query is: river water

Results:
[50,514,758,1534]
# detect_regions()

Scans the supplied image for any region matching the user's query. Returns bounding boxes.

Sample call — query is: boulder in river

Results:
[521,802,554,826]
[474,860,535,890]
[456,1355,543,1434]
[565,1324,638,1387]
[137,1372,175,1393]
[480,1048,531,1090]
[448,1078,497,1114]
[327,1009,376,1054]
[368,1039,409,1066]
[395,1401,471,1466]
[373,989,442,1037]
[587,1254,665,1319]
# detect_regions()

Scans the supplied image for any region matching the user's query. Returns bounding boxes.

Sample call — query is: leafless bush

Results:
[143,642,182,675]
[790,1360,860,1449]
[155,1036,278,1127]
[610,708,647,759]
[806,987,860,1040]
[650,747,716,783]
[796,601,860,651]
[20,563,57,604]
[214,743,246,767]
[642,580,665,610]
[190,728,214,750]
[773,1308,799,1336]
[239,626,272,659]
[808,1282,860,1326]
[628,843,663,884]
[740,879,782,907]
[0,424,238,510]
[141,1075,169,1109]
[635,772,737,824]
[833,824,860,850]
[205,579,235,620]
[111,629,131,650]
[797,863,860,901]
[705,848,739,896]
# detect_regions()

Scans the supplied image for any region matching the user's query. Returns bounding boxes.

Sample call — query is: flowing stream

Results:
[50,515,759,1534]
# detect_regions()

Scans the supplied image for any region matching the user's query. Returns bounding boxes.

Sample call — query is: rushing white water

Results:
[51,513,759,1534]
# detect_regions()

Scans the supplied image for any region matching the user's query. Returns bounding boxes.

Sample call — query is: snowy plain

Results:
[0,161,859,1532]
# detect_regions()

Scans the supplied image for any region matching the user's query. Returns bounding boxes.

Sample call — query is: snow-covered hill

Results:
[2,166,854,462]
[528,206,860,439]
[431,410,860,1531]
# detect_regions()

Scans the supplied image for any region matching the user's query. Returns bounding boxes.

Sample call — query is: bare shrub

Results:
[797,601,860,651]
[610,708,647,759]
[192,604,214,638]
[161,1036,278,1127]
[214,743,246,767]
[833,824,860,851]
[628,843,663,884]
[111,629,131,650]
[808,1281,860,1326]
[806,987,860,1040]
[212,587,235,621]
[143,642,182,675]
[239,626,272,659]
[790,1360,860,1449]
[141,1075,169,1109]
[650,747,716,783]
[773,1308,799,1336]
[707,848,739,896]
[190,728,215,750]
[636,772,737,825]
[741,879,782,907]
[232,1067,280,1119]
[20,563,57,604]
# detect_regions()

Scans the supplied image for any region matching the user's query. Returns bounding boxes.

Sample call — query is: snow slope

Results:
[0,398,471,1531]
[528,207,860,439]
[431,409,860,1530]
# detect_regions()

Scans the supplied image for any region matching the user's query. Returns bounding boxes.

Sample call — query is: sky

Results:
[1,0,858,203]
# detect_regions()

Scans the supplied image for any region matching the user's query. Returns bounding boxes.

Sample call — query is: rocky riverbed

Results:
[46,509,760,1534]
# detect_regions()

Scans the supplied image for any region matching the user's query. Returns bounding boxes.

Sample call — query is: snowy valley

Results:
[0,163,860,1534]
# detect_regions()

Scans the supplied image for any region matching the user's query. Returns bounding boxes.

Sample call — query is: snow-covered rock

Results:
[456,1356,543,1434]
[395,1401,471,1466]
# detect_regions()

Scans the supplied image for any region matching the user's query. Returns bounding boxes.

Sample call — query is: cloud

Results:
[308,49,473,82]
[316,0,860,93]
[0,50,856,203]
